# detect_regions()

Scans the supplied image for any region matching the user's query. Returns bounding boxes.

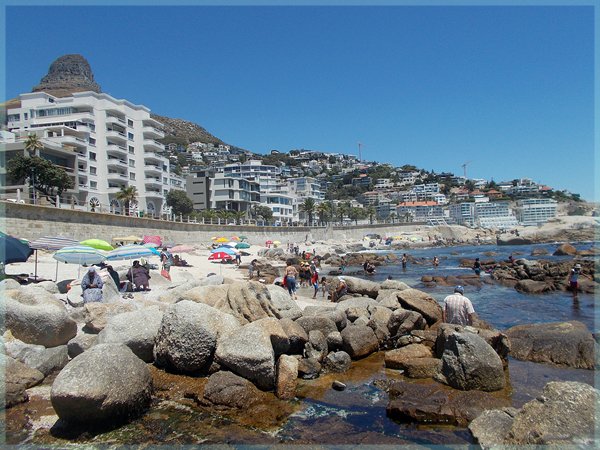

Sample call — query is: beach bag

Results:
[283,275,288,287]
[161,269,171,281]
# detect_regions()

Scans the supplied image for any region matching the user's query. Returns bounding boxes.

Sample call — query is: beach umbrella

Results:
[30,236,79,280]
[142,235,162,247]
[53,245,107,277]
[220,242,237,247]
[231,236,240,241]
[80,239,114,251]
[215,237,229,243]
[208,251,232,274]
[142,244,161,255]
[143,242,160,249]
[106,245,155,261]
[0,232,34,265]
[211,237,218,240]
[265,240,273,245]
[211,247,236,255]
[171,245,194,253]
[235,242,250,249]
[239,235,248,241]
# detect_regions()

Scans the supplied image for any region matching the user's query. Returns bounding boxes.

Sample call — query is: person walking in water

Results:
[472,258,481,276]
[443,285,475,326]
[401,253,408,270]
[568,263,581,297]
[433,256,439,268]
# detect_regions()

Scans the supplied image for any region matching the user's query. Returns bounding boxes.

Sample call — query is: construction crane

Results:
[461,161,472,178]
[357,142,363,161]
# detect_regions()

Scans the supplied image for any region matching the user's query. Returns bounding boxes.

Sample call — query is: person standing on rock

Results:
[284,261,299,300]
[443,285,475,326]
[568,263,581,297]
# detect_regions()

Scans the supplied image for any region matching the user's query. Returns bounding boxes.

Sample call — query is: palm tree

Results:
[316,202,330,225]
[389,212,397,224]
[25,133,44,156]
[299,198,316,225]
[115,185,137,215]
[367,206,376,224]
[232,210,246,225]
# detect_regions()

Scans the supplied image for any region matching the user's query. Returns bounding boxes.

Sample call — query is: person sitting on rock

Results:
[443,285,475,326]
[81,266,104,303]
[127,260,151,291]
[331,278,348,302]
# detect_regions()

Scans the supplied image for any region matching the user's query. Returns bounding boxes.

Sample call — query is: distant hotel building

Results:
[515,198,558,226]
[4,91,185,215]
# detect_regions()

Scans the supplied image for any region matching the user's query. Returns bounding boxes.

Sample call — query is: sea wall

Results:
[0,201,425,244]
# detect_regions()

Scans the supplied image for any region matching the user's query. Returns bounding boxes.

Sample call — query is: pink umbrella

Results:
[143,235,162,247]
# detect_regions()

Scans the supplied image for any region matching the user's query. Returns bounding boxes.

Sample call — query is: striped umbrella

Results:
[142,235,162,247]
[171,245,194,253]
[29,236,79,280]
[106,245,156,261]
[53,245,107,278]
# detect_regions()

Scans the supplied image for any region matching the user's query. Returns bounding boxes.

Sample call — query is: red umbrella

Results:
[143,235,162,247]
[265,240,273,245]
[208,252,232,261]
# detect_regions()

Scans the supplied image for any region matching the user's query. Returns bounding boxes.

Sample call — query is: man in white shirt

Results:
[443,286,475,326]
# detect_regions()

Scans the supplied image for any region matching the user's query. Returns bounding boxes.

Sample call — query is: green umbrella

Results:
[80,239,114,251]
[235,242,250,249]
[239,235,248,241]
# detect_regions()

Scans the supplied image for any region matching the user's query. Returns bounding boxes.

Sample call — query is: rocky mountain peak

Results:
[32,54,101,97]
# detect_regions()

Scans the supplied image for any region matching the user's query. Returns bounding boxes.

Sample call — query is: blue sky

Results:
[3,3,596,200]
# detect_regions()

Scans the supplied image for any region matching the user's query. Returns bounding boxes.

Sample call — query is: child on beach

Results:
[311,269,319,299]
[320,277,328,299]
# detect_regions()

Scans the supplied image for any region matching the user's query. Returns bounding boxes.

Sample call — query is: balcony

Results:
[107,143,128,157]
[145,177,162,188]
[106,115,126,126]
[107,171,128,182]
[106,129,127,142]
[143,126,164,139]
[143,139,164,152]
[145,188,162,197]
[107,158,128,169]
[55,134,88,149]
[144,164,162,175]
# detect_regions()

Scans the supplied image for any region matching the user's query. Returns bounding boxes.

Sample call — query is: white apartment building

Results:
[222,160,281,192]
[515,198,558,226]
[449,200,518,229]
[210,172,260,213]
[5,91,185,216]
[288,177,325,201]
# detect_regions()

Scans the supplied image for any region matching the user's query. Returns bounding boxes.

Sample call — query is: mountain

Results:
[13,54,231,148]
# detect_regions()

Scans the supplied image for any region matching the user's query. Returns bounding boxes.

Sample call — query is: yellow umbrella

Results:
[215,237,229,243]
[112,235,142,243]
[273,240,281,245]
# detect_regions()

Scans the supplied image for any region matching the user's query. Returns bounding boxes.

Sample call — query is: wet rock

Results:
[497,236,533,246]
[384,344,433,370]
[215,320,277,390]
[67,332,98,358]
[97,306,164,362]
[386,380,511,426]
[396,288,443,325]
[276,355,298,400]
[553,243,577,256]
[154,301,240,374]
[531,247,549,256]
[468,408,519,447]
[3,288,77,347]
[203,370,263,408]
[437,332,505,391]
[279,318,308,354]
[515,279,553,294]
[2,354,45,408]
[304,330,328,362]
[295,316,338,338]
[332,380,347,391]
[341,324,379,359]
[506,381,598,445]
[435,324,510,365]
[297,357,321,379]
[4,339,68,376]
[322,351,352,373]
[51,343,152,425]
[505,320,597,369]
[402,357,441,379]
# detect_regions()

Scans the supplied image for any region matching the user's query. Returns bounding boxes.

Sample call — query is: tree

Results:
[250,205,274,221]
[465,180,476,192]
[166,190,194,216]
[7,155,74,201]
[366,206,376,224]
[25,133,44,156]
[316,202,330,225]
[348,207,364,225]
[115,185,138,215]
[299,198,316,225]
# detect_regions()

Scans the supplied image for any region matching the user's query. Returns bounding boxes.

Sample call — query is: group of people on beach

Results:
[283,257,328,300]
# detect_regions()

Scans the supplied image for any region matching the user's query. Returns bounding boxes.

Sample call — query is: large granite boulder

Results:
[51,343,152,425]
[2,288,77,347]
[4,338,68,376]
[97,307,164,362]
[302,307,347,331]
[182,284,229,306]
[276,355,298,400]
[335,296,379,312]
[553,243,577,256]
[304,330,328,362]
[250,317,290,356]
[154,301,240,374]
[396,289,443,325]
[514,279,553,294]
[79,302,136,333]
[335,276,380,298]
[387,309,426,338]
[203,370,264,409]
[213,281,281,324]
[295,316,338,338]
[367,305,393,344]
[2,354,45,407]
[380,279,410,291]
[279,318,308,354]
[435,324,510,365]
[340,324,379,359]
[505,320,597,369]
[437,332,505,391]
[469,381,599,446]
[322,351,352,373]
[266,285,303,320]
[67,332,98,358]
[215,320,278,390]
[384,344,433,370]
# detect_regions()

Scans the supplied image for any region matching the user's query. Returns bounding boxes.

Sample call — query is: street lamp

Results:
[30,167,36,205]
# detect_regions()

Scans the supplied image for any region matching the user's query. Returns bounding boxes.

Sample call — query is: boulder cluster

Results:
[1,273,597,445]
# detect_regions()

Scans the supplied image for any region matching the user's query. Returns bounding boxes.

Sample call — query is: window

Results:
[7,114,20,122]
[130,173,136,181]
[88,137,96,146]
[128,145,135,154]
[127,119,133,127]
[128,132,134,140]
[89,152,96,161]
[129,159,135,167]
[90,181,97,189]
[90,166,97,175]
[163,177,168,184]
[24,113,28,120]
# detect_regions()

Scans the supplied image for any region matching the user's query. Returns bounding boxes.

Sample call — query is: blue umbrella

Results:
[211,246,236,255]
[0,231,34,265]
[106,245,156,261]
[53,245,107,265]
